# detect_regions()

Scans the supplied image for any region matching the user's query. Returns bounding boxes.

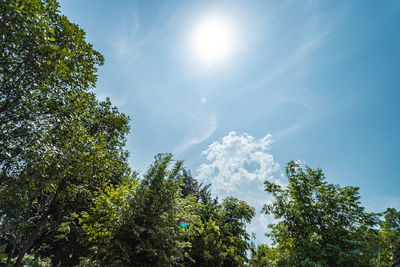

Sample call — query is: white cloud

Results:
[247,213,274,245]
[195,131,282,244]
[196,131,280,195]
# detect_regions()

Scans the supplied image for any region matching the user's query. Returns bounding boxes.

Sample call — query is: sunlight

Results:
[191,17,234,65]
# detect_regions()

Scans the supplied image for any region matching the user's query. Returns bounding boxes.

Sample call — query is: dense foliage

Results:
[0,0,130,266]
[256,161,400,267]
[1,0,400,266]
[183,197,255,266]
[372,208,400,266]
[79,154,186,266]
[79,154,255,266]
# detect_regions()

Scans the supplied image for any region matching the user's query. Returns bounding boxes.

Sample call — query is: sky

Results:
[60,0,400,244]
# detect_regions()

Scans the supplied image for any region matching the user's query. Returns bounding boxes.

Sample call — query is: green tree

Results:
[263,161,378,267]
[80,155,256,267]
[181,168,214,204]
[250,244,279,267]
[0,0,130,266]
[185,197,255,266]
[80,154,189,266]
[371,208,400,266]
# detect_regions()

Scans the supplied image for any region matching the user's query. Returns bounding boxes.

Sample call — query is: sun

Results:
[191,17,234,65]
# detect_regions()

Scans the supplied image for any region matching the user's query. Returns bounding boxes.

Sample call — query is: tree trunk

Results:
[4,232,21,267]
[12,181,64,267]
[5,242,16,267]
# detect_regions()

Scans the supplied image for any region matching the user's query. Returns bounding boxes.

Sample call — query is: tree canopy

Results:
[79,154,255,267]
[1,0,130,266]
[1,0,400,266]
[259,161,389,266]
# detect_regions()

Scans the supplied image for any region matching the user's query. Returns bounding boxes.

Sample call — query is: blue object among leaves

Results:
[178,222,189,229]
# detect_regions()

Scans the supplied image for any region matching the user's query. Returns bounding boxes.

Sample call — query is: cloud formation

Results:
[196,131,280,195]
[196,131,282,244]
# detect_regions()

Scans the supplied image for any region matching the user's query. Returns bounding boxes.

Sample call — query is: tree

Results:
[0,0,130,266]
[184,197,255,266]
[181,168,214,204]
[371,208,400,266]
[80,154,188,266]
[263,161,378,266]
[80,155,256,267]
[250,244,279,267]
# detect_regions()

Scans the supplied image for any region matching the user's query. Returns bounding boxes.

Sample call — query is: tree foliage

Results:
[250,244,279,267]
[371,208,400,266]
[2,0,399,266]
[80,154,188,266]
[181,168,214,205]
[0,0,130,266]
[262,161,379,267]
[184,197,255,266]
[80,154,255,267]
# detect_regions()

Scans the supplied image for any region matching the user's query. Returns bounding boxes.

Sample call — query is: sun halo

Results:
[191,17,235,65]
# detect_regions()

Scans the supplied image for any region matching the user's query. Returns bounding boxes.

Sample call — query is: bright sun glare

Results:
[192,17,234,65]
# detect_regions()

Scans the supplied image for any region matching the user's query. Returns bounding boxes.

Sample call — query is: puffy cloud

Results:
[196,131,280,195]
[196,131,282,244]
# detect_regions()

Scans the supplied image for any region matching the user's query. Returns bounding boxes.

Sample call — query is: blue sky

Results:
[60,0,400,243]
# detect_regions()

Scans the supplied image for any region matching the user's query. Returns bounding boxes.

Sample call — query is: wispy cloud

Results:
[112,9,141,57]
[229,7,346,140]
[173,114,217,155]
[242,30,333,94]
[237,1,345,96]
[109,8,161,69]
[273,90,356,140]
